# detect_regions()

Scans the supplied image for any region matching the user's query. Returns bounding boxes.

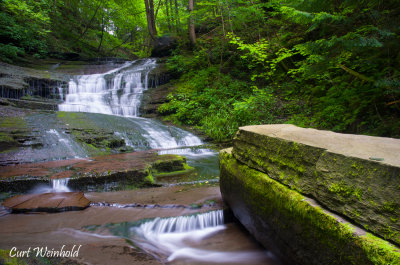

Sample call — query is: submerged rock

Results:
[2,191,90,213]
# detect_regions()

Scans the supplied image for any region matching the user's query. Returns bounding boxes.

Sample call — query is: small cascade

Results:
[59,59,156,116]
[30,178,71,193]
[127,118,206,151]
[131,211,225,261]
[52,178,70,192]
[136,210,224,234]
[127,210,277,264]
[58,85,64,101]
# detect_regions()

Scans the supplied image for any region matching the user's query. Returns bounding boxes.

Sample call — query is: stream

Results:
[0,59,283,264]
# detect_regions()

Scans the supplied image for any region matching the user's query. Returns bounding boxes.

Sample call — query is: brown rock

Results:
[2,192,90,213]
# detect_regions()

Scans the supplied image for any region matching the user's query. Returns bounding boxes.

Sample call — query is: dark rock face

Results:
[151,37,177,58]
[48,52,81,61]
[2,192,90,213]
[140,83,172,118]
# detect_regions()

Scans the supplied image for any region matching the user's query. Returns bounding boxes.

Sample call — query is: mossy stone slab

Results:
[220,149,400,265]
[232,124,400,245]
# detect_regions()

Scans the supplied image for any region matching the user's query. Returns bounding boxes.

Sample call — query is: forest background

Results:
[1,0,399,142]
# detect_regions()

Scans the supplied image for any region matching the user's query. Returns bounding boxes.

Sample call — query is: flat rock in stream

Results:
[2,192,90,213]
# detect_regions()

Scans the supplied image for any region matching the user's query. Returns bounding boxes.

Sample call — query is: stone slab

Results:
[239,124,400,167]
[219,149,400,265]
[2,192,90,213]
[232,124,400,245]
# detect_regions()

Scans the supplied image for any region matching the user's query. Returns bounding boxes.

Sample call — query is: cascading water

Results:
[59,59,156,116]
[58,58,216,160]
[111,210,280,264]
[30,178,71,193]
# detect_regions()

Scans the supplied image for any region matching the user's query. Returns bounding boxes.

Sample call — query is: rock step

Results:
[0,151,192,192]
[2,192,90,213]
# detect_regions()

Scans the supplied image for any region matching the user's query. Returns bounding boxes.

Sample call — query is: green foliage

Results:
[160,56,285,141]
[0,0,50,62]
[159,0,399,142]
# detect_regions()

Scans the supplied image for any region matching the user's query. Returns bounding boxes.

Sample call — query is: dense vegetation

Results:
[1,0,399,142]
[0,0,148,61]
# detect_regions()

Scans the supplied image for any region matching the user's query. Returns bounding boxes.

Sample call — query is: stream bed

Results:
[0,59,283,264]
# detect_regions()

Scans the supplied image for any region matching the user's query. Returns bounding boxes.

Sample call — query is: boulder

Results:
[151,36,177,58]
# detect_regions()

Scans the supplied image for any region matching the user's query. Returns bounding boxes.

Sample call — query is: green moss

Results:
[0,249,27,265]
[329,181,354,198]
[381,201,397,214]
[0,117,26,129]
[144,169,154,184]
[0,132,14,142]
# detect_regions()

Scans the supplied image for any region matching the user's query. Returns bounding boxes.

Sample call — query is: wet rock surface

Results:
[2,191,90,213]
[0,185,228,265]
[0,151,191,192]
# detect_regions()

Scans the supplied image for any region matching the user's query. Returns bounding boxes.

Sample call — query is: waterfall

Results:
[129,210,275,264]
[57,58,208,152]
[131,211,225,261]
[59,59,156,117]
[30,178,71,193]
[55,58,218,178]
[136,210,224,234]
[52,178,70,192]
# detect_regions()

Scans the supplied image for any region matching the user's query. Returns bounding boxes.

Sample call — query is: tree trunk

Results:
[188,0,196,45]
[174,0,180,32]
[165,0,172,32]
[144,0,157,43]
[169,0,175,32]
[97,12,105,52]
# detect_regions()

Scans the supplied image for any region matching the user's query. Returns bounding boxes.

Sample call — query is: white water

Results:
[46,129,86,159]
[130,210,277,264]
[52,178,70,192]
[58,59,210,155]
[31,178,71,193]
[59,59,156,116]
[127,118,204,150]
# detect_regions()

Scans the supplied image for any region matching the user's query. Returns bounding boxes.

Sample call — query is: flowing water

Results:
[30,178,71,193]
[0,59,282,264]
[90,210,282,265]
[59,59,156,116]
